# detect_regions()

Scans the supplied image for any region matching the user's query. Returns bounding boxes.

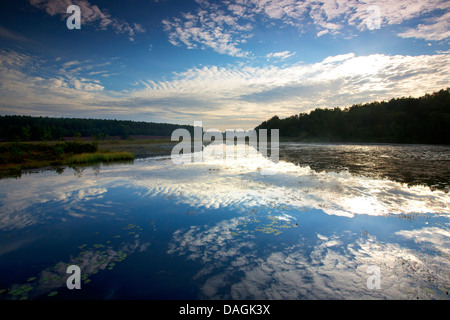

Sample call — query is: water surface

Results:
[0,143,449,300]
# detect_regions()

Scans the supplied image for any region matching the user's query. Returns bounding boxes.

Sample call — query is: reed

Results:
[66,151,134,165]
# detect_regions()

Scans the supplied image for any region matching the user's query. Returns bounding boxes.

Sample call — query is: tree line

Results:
[255,88,450,144]
[0,116,194,141]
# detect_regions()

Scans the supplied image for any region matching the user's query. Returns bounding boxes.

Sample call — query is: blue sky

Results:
[0,0,449,130]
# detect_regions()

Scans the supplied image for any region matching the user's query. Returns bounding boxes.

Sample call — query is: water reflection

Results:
[2,223,149,300]
[0,143,449,299]
[168,213,450,299]
[3,143,448,232]
[279,143,450,192]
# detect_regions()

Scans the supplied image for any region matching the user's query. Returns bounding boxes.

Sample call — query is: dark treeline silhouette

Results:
[256,88,450,144]
[0,116,194,141]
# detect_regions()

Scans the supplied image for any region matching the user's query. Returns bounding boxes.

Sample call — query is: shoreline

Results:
[0,139,177,179]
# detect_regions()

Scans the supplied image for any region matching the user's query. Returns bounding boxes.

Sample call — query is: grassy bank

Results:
[97,138,176,157]
[0,141,135,178]
[66,151,134,165]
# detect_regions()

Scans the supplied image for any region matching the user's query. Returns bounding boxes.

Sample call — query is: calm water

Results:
[280,143,450,192]
[0,143,449,300]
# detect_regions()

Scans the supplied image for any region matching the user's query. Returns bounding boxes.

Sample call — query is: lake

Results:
[0,142,449,300]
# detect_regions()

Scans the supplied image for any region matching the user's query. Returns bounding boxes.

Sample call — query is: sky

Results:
[0,0,449,130]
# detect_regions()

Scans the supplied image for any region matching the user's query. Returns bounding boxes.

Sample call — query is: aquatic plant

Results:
[66,151,134,165]
[1,223,146,300]
[232,213,298,237]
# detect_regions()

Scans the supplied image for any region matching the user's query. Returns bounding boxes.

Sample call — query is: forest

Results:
[1,88,449,144]
[255,88,450,144]
[0,116,194,141]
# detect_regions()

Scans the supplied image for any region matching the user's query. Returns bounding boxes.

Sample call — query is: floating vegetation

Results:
[9,284,33,297]
[47,291,58,297]
[1,222,146,300]
[115,251,128,262]
[232,214,298,237]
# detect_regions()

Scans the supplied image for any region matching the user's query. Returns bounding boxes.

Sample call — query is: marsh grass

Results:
[66,152,134,165]
[0,141,135,177]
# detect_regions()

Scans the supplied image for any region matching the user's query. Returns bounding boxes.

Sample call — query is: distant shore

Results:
[97,137,177,158]
[0,138,177,178]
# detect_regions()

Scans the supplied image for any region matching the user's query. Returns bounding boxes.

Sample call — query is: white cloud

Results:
[316,29,329,37]
[162,6,252,57]
[266,51,296,60]
[314,0,450,34]
[0,50,449,129]
[71,78,104,91]
[0,50,113,117]
[0,26,31,42]
[29,0,144,40]
[322,52,356,63]
[133,23,145,33]
[397,11,450,41]
[126,52,450,128]
[163,0,450,57]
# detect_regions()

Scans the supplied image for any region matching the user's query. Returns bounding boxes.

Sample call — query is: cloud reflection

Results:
[0,143,449,230]
[0,144,448,299]
[133,144,450,217]
[168,218,450,299]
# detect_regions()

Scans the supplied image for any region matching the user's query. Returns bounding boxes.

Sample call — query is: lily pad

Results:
[48,291,58,297]
[41,277,50,283]
[9,284,33,296]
